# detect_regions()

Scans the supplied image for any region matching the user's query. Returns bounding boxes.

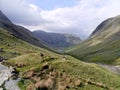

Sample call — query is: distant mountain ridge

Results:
[32,30,81,50]
[0,10,49,49]
[66,15,120,65]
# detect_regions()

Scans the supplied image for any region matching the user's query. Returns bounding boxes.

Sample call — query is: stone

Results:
[0,56,3,61]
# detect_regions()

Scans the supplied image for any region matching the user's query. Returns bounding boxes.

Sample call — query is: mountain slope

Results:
[1,11,120,90]
[32,30,81,50]
[0,10,49,49]
[66,15,120,65]
[1,25,120,90]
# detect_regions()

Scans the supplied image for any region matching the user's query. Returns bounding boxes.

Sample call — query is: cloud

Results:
[40,0,120,38]
[0,0,120,39]
[0,0,45,25]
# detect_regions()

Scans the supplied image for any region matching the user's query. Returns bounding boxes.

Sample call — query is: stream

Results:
[0,61,120,90]
[0,63,20,90]
[98,63,120,74]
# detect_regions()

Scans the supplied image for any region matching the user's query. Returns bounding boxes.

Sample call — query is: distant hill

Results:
[0,10,49,49]
[32,30,81,50]
[66,15,120,65]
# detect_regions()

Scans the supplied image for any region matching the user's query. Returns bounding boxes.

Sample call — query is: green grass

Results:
[1,28,120,90]
[66,35,120,65]
[66,18,120,65]
[113,57,120,65]
[5,52,120,90]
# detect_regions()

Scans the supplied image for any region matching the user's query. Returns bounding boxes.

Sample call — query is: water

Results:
[5,78,20,90]
[0,63,20,90]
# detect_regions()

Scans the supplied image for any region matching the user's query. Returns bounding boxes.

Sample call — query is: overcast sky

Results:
[0,0,120,39]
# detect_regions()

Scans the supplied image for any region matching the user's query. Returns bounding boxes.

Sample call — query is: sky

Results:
[0,0,120,39]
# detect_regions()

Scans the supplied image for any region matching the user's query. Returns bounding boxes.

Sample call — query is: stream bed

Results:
[0,63,20,90]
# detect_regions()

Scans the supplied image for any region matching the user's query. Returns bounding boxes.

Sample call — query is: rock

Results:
[9,66,19,80]
[0,56,3,61]
[10,67,18,74]
[0,63,20,90]
[62,55,67,61]
[41,64,49,71]
[0,48,3,52]
[0,88,3,90]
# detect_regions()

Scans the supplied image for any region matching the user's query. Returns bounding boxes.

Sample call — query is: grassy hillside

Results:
[0,28,40,59]
[0,10,50,50]
[66,16,120,65]
[1,28,120,90]
[5,55,120,90]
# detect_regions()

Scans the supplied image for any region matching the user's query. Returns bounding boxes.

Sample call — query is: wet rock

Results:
[5,78,20,90]
[0,88,3,90]
[9,66,19,80]
[10,67,19,74]
[0,63,20,90]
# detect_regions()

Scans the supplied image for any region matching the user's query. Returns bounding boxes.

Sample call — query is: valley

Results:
[66,16,120,65]
[0,7,120,90]
[33,30,81,51]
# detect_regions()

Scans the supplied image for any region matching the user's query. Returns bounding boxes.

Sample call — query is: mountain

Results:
[1,28,120,90]
[66,15,120,65]
[0,10,49,49]
[1,10,120,90]
[32,30,81,50]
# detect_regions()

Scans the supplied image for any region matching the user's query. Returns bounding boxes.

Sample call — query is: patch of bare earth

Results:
[22,64,114,90]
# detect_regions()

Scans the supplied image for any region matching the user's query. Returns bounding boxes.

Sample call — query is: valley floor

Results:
[98,64,120,74]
